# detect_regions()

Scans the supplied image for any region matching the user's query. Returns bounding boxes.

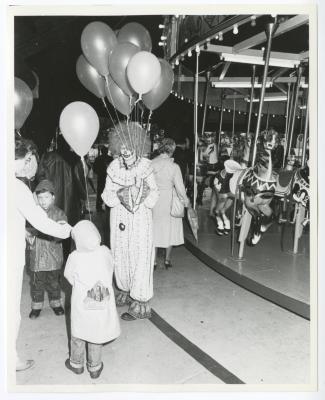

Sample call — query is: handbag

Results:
[170,188,185,218]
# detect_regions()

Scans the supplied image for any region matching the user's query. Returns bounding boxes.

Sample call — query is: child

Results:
[27,179,67,319]
[64,220,120,379]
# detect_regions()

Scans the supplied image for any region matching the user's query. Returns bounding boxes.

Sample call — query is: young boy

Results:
[64,220,120,379]
[27,179,67,319]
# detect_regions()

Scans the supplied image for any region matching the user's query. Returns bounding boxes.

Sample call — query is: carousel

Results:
[161,14,310,319]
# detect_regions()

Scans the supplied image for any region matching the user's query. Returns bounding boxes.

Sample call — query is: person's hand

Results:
[59,222,72,238]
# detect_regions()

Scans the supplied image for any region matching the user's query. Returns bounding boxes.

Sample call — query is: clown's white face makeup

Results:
[120,145,136,165]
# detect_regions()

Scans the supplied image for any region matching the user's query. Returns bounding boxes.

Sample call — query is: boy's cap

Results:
[35,179,55,194]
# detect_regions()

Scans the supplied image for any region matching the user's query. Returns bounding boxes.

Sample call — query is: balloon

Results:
[142,59,174,110]
[81,21,117,77]
[108,43,140,96]
[14,77,34,129]
[105,76,135,116]
[59,102,99,157]
[127,52,161,96]
[76,54,106,98]
[117,22,152,52]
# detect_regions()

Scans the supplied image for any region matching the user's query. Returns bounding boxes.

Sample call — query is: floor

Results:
[15,182,311,387]
[185,207,310,305]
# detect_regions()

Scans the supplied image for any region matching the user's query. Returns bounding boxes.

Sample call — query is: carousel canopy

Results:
[162,14,309,116]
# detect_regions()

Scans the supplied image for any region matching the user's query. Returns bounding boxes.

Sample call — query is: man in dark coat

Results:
[93,146,113,212]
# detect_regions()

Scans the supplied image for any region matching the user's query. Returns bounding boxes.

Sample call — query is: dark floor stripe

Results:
[185,238,310,320]
[149,309,245,384]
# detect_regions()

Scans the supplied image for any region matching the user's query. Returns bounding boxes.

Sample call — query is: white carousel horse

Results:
[213,129,279,245]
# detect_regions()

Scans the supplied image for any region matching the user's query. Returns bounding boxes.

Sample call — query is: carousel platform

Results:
[184,208,310,320]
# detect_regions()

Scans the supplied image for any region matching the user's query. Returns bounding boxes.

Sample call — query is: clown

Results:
[102,122,159,320]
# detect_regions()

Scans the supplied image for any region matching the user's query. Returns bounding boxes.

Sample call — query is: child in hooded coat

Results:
[64,220,120,379]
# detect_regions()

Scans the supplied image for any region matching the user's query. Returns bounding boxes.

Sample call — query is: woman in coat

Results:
[151,138,192,268]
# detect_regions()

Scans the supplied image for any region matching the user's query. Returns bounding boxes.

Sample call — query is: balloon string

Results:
[101,98,127,152]
[104,76,128,148]
[125,96,135,152]
[140,110,152,158]
[134,94,142,105]
[81,157,92,223]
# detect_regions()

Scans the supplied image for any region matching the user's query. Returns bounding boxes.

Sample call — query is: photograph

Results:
[3,0,321,395]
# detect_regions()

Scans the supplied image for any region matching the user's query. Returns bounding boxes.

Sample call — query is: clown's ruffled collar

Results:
[107,157,153,186]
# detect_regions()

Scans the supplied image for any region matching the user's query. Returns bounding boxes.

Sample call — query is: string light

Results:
[272,114,275,117]
[219,31,223,41]
[158,42,166,47]
[251,16,256,27]
[188,49,192,57]
[184,38,188,43]
[160,35,167,40]
[233,24,238,35]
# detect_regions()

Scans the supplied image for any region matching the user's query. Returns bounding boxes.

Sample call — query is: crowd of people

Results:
[14,123,192,378]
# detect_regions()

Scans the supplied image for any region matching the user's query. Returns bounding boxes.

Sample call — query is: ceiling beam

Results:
[219,62,231,80]
[232,15,309,53]
[204,44,302,61]
[273,82,288,94]
[177,75,308,87]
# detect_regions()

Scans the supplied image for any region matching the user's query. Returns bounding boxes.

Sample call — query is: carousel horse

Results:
[274,153,310,251]
[213,129,279,245]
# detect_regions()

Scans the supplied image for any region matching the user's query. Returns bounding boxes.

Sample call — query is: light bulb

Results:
[175,58,179,65]
[159,24,165,29]
[251,16,256,27]
[195,45,200,53]
[188,49,192,57]
[160,35,167,40]
[184,38,188,43]
[219,31,223,41]
[233,24,238,35]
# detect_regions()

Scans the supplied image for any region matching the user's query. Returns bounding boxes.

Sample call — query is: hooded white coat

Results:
[64,221,120,344]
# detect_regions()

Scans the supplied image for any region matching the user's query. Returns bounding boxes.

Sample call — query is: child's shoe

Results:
[65,359,84,374]
[29,309,41,319]
[53,306,65,316]
[89,362,104,379]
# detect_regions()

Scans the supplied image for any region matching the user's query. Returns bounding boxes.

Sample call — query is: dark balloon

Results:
[76,54,106,98]
[117,22,152,52]
[14,77,34,130]
[108,43,140,97]
[142,59,174,110]
[81,21,117,77]
[105,76,135,116]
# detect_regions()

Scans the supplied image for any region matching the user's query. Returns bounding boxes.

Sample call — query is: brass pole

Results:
[301,89,309,167]
[201,71,211,136]
[282,83,291,169]
[217,90,224,154]
[193,50,199,210]
[251,20,278,167]
[286,66,303,159]
[246,64,256,139]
